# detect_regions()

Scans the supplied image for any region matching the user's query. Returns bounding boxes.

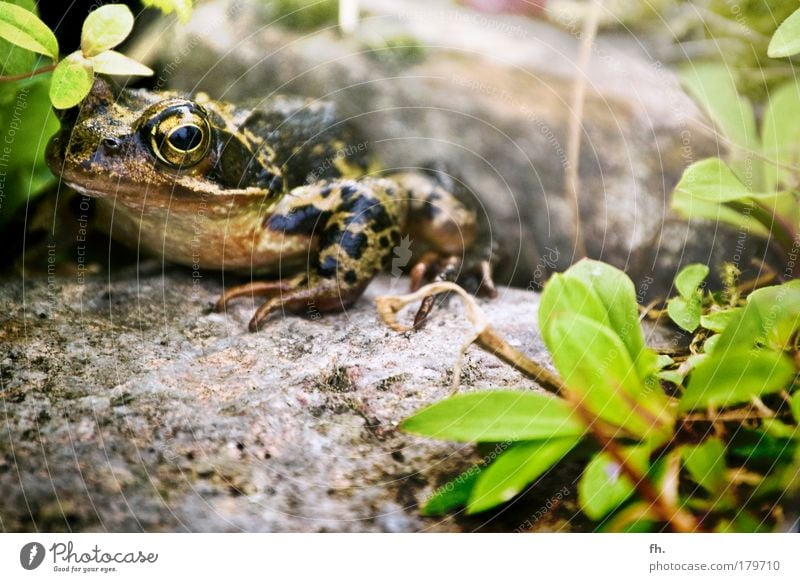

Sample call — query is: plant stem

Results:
[564,0,602,261]
[377,281,700,531]
[477,326,565,395]
[0,63,56,82]
[567,395,701,532]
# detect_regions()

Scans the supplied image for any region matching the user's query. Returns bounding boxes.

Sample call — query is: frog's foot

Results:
[248,277,367,332]
[408,252,498,328]
[213,279,294,313]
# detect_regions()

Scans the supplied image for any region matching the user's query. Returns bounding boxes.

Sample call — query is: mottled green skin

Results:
[46,78,482,328]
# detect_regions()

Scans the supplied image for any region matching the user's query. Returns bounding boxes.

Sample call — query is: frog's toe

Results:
[408,251,441,292]
[412,255,460,329]
[248,297,284,332]
[214,279,296,312]
[410,254,498,329]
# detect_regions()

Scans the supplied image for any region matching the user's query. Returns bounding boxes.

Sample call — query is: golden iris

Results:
[143,100,211,168]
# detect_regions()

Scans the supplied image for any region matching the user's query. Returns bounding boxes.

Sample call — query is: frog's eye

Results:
[144,101,211,169]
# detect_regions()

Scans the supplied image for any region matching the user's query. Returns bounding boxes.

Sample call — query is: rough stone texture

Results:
[136,0,772,297]
[1,267,603,532]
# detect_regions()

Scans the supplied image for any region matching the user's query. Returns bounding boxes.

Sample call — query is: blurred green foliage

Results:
[0,0,58,227]
[268,0,339,31]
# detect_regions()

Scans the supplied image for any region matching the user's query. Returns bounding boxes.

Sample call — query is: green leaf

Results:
[703,334,720,355]
[0,0,39,76]
[655,354,673,370]
[421,466,482,516]
[563,260,647,366]
[0,0,57,59]
[667,296,702,332]
[679,64,761,185]
[760,419,798,440]
[672,191,770,238]
[701,308,742,334]
[674,158,777,203]
[546,313,673,440]
[768,7,800,58]
[578,445,650,520]
[539,259,659,388]
[709,282,800,355]
[745,281,800,350]
[80,4,134,57]
[762,81,800,193]
[674,264,709,298]
[90,50,153,76]
[538,271,611,340]
[467,437,580,514]
[679,348,795,412]
[682,438,726,494]
[400,391,584,442]
[792,393,800,425]
[729,430,796,464]
[142,0,194,24]
[0,76,58,225]
[48,51,94,109]
[671,158,789,239]
[598,502,656,532]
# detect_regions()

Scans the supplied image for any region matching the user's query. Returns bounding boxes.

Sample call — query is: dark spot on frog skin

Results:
[379,235,390,248]
[266,204,331,234]
[338,230,368,259]
[344,270,358,285]
[318,255,339,278]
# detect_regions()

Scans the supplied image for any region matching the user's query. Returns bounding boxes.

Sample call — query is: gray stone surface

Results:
[134,0,772,298]
[1,267,595,532]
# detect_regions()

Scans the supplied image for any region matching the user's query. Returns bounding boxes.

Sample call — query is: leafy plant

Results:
[142,0,194,24]
[667,264,709,332]
[674,11,800,280]
[0,3,153,109]
[400,260,798,531]
[0,2,186,226]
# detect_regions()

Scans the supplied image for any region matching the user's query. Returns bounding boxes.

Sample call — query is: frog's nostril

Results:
[102,137,122,152]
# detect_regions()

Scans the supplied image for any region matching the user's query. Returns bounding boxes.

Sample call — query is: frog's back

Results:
[241,96,373,189]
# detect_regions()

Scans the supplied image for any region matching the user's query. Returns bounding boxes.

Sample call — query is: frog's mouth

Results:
[47,129,196,207]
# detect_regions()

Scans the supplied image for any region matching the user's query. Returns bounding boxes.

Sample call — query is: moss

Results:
[269,0,339,32]
[362,34,428,67]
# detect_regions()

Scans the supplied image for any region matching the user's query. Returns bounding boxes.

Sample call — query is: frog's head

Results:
[46,77,283,211]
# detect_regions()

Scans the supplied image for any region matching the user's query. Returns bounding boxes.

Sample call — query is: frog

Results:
[46,77,497,331]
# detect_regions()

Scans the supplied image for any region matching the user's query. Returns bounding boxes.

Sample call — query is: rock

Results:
[134,0,769,298]
[0,266,593,532]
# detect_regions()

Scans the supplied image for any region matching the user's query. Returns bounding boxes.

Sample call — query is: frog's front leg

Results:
[390,165,498,326]
[218,177,405,331]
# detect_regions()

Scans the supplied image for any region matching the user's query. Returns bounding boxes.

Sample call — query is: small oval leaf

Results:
[674,264,709,299]
[667,296,702,333]
[578,445,650,520]
[769,8,800,58]
[682,438,727,495]
[81,4,134,57]
[467,437,580,514]
[679,348,795,412]
[49,51,94,110]
[0,1,58,59]
[400,391,585,442]
[90,50,153,76]
[421,466,482,516]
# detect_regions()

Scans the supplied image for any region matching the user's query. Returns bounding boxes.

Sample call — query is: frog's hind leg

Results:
[390,165,498,326]
[246,177,404,331]
[214,279,295,312]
